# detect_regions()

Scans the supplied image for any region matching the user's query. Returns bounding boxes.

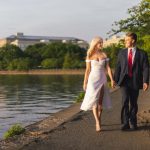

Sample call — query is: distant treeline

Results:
[0,43,86,70]
[0,39,149,71]
[0,41,126,71]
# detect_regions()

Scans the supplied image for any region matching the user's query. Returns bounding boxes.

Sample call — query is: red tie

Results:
[128,49,132,77]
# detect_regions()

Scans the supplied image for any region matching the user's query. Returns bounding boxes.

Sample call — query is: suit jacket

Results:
[114,48,149,89]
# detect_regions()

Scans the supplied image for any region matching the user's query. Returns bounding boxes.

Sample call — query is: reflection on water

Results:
[0,75,83,138]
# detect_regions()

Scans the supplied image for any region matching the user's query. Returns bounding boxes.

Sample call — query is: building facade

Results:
[103,35,125,47]
[0,32,89,50]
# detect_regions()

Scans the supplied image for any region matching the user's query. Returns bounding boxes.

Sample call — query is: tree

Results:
[7,58,31,70]
[63,52,74,69]
[0,61,6,70]
[0,44,24,63]
[37,42,86,69]
[41,58,59,69]
[24,43,46,67]
[103,43,124,68]
[109,0,150,36]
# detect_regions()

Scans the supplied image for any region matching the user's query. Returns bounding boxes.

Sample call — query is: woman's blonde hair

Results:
[87,36,103,58]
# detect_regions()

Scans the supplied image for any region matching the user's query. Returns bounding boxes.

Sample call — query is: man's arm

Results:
[143,52,149,91]
[143,52,149,83]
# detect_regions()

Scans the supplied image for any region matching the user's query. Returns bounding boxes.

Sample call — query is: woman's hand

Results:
[111,80,116,88]
[83,84,87,91]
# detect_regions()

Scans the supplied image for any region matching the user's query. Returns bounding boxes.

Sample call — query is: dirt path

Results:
[20,88,150,150]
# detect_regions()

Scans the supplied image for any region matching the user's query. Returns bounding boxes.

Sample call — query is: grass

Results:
[3,124,25,139]
[75,92,85,103]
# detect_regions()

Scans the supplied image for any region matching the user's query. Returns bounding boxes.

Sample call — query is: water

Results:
[0,75,84,138]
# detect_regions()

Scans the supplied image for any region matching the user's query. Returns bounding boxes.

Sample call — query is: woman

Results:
[80,36,115,132]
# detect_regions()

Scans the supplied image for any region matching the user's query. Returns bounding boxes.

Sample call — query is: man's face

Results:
[124,36,135,48]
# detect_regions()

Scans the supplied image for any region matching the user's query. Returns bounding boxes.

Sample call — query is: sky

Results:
[0,0,141,41]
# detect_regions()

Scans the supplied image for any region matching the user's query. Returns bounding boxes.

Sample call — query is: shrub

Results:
[41,58,59,69]
[3,124,25,139]
[7,58,31,70]
[75,92,85,103]
[0,61,7,70]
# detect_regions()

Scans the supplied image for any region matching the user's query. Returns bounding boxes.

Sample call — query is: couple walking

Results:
[80,32,149,132]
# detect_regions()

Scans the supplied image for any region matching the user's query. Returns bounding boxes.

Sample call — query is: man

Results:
[114,32,149,131]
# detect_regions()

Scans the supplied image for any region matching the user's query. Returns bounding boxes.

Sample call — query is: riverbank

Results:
[0,87,150,150]
[0,87,118,149]
[0,69,85,75]
[0,102,82,149]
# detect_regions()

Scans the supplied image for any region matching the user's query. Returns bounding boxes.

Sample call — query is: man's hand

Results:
[143,83,149,91]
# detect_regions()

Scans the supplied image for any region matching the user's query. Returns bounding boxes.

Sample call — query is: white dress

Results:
[80,58,112,111]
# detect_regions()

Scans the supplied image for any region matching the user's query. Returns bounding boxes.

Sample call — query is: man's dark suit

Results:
[114,48,149,127]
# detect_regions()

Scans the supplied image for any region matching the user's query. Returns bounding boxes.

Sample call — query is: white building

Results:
[103,35,125,47]
[0,32,88,50]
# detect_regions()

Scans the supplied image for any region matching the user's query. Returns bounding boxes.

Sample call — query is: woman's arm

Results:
[102,52,115,88]
[83,61,91,91]
[106,61,115,88]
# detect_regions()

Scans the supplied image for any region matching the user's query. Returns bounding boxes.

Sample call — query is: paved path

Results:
[21,88,150,150]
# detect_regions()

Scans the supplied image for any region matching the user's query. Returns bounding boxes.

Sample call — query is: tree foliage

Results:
[103,43,124,68]
[7,58,31,71]
[0,44,24,63]
[0,42,86,70]
[109,0,150,36]
[41,58,59,69]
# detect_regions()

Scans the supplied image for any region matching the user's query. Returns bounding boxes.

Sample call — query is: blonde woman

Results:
[80,37,115,132]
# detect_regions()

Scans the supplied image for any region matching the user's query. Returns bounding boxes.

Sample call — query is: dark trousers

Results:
[120,76,139,126]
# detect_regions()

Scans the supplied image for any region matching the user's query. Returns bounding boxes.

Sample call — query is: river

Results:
[0,75,84,138]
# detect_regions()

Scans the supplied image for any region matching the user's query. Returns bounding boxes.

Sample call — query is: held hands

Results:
[143,83,149,91]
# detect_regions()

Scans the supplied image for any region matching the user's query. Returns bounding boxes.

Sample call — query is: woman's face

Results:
[96,40,103,50]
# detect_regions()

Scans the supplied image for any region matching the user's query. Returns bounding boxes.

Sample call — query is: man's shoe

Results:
[121,124,130,131]
[130,125,138,131]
